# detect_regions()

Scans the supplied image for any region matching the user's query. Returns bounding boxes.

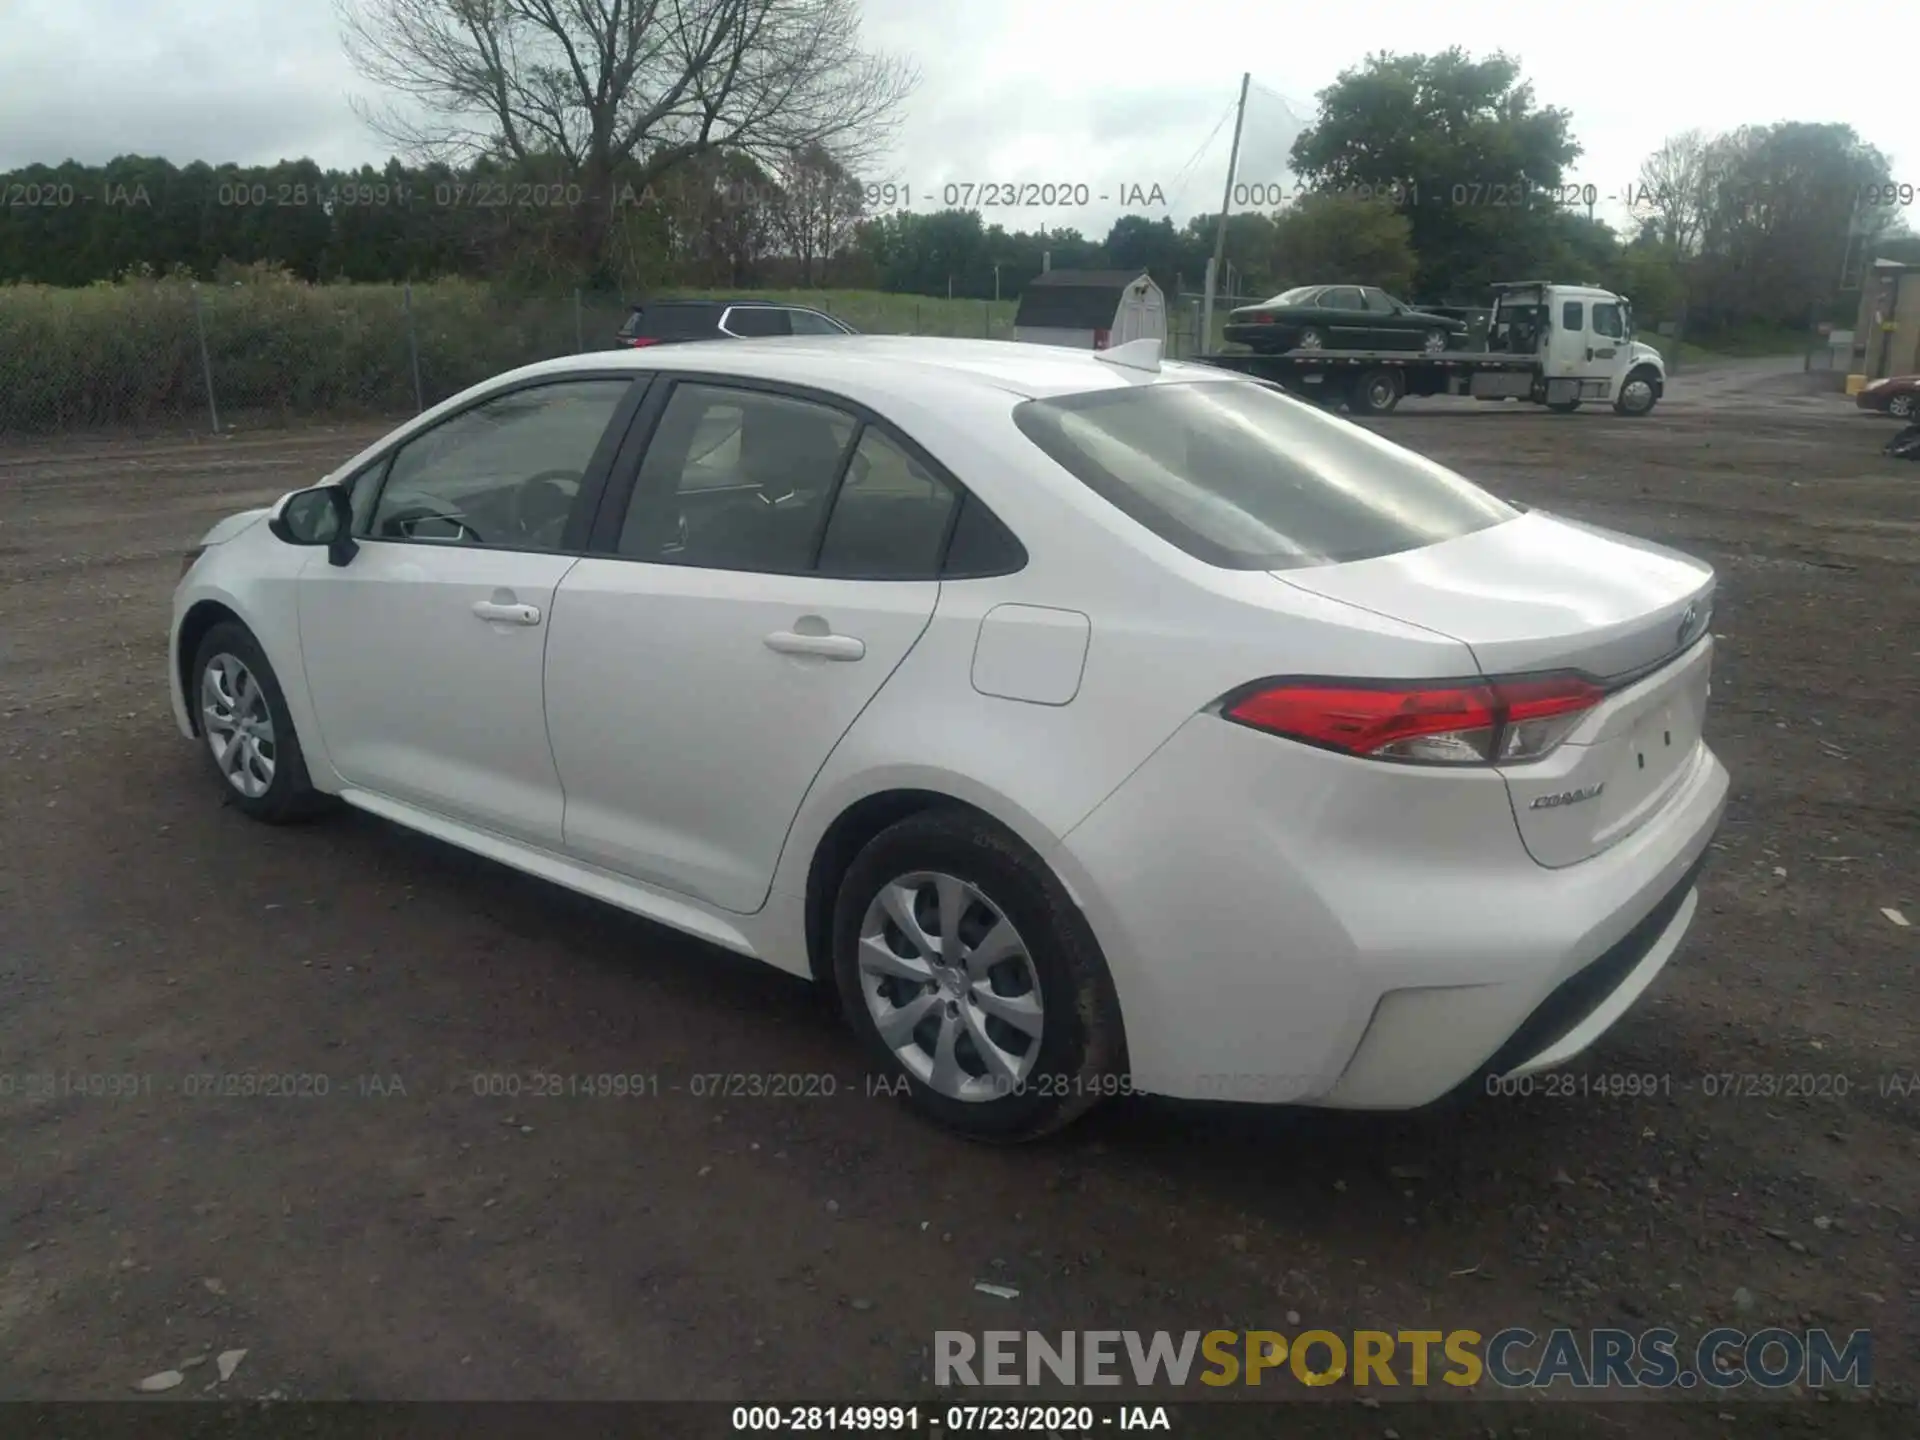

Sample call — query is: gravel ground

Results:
[0,376,1914,1437]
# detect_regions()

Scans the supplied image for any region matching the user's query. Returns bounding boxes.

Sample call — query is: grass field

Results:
[0,276,1027,435]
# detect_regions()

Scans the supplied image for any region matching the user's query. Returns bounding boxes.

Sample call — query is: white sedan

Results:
[170,335,1728,1139]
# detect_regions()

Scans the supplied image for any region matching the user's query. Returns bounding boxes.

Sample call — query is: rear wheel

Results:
[191,621,327,823]
[832,809,1126,1142]
[1348,367,1404,416]
[1294,327,1326,351]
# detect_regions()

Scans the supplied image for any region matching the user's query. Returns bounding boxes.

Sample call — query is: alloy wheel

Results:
[201,653,276,798]
[856,871,1045,1102]
[1619,377,1655,414]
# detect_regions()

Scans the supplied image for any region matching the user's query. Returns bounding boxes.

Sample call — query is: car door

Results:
[296,374,642,848]
[1319,287,1369,347]
[543,377,962,912]
[1360,288,1409,348]
[1589,299,1629,385]
[1550,296,1594,379]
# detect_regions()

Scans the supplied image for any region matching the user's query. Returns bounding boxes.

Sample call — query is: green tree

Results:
[1266,193,1416,294]
[1289,49,1580,299]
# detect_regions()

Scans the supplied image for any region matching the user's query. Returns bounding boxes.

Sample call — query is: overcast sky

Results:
[3,0,1909,247]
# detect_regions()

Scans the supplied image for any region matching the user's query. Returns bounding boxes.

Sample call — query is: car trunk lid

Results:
[1277,510,1716,866]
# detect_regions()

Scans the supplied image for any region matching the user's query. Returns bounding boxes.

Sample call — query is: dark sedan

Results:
[1855,373,1920,419]
[1225,285,1468,355]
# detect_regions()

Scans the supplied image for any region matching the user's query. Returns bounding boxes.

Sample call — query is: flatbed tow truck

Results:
[1193,281,1667,417]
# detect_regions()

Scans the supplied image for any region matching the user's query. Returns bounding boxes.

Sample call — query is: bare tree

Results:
[1627,130,1718,255]
[772,143,864,285]
[336,0,917,274]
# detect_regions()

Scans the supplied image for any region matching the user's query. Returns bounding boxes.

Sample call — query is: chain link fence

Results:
[0,280,1022,439]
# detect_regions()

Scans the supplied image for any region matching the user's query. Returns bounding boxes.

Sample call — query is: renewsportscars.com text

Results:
[935,1327,1872,1391]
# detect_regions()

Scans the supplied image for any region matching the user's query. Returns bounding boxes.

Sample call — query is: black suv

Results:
[615,298,857,347]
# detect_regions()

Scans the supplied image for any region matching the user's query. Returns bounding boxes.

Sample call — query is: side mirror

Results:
[267,485,359,567]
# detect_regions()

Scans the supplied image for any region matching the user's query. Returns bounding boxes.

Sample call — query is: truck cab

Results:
[1481,282,1665,415]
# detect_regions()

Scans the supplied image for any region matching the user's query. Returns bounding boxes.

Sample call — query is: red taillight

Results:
[620,336,662,348]
[1251,312,1275,324]
[1224,675,1605,765]
[1093,328,1111,350]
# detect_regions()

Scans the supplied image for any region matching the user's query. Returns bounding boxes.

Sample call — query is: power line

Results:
[1163,97,1238,219]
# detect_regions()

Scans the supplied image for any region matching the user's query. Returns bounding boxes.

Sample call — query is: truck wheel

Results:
[1348,368,1403,416]
[1614,368,1660,416]
[1294,327,1326,351]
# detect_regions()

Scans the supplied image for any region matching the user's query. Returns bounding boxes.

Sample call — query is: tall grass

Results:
[0,273,1021,435]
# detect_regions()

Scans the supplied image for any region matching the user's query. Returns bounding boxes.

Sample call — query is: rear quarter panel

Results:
[767,390,1482,903]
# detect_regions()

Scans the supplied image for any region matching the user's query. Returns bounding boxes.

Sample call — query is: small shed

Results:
[1014,269,1166,351]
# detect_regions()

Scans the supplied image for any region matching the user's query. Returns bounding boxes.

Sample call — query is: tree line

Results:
[2,43,1911,335]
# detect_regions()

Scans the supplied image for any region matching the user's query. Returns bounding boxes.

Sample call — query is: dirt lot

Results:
[1,372,1915,1436]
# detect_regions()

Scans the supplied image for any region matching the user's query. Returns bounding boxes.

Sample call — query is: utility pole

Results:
[1201,71,1251,357]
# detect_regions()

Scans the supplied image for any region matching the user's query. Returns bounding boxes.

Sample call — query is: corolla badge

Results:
[1530,783,1605,810]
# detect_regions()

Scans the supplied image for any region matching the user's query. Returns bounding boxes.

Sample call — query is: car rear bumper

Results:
[1052,713,1727,1106]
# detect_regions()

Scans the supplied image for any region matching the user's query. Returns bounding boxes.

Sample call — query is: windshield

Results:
[1011,380,1516,570]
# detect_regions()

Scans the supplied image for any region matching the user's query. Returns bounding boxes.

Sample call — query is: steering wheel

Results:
[508,468,583,544]
[379,498,484,544]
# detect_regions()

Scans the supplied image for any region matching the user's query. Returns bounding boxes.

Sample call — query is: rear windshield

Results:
[1011,380,1515,570]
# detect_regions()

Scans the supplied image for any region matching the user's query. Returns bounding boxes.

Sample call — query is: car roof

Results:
[511,335,1239,404]
[631,298,822,311]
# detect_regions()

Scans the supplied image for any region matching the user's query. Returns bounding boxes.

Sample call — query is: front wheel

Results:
[1614,368,1660,416]
[1421,329,1450,355]
[1888,394,1916,420]
[191,621,328,823]
[832,810,1127,1141]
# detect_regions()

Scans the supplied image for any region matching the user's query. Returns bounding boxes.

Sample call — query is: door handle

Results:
[764,630,865,660]
[473,600,541,626]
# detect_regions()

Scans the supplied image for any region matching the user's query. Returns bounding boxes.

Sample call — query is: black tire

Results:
[190,621,329,824]
[1888,394,1916,420]
[831,809,1126,1142]
[1294,326,1326,351]
[1421,329,1450,355]
[1348,367,1403,416]
[1613,366,1660,416]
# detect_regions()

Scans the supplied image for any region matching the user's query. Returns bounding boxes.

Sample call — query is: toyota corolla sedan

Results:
[170,335,1727,1140]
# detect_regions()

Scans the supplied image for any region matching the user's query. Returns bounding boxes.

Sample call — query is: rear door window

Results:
[1012,380,1515,570]
[723,306,793,337]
